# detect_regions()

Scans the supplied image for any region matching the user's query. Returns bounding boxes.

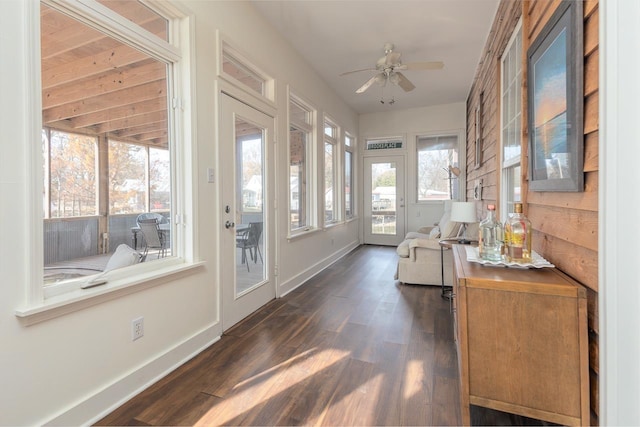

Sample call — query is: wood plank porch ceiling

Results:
[41,1,170,149]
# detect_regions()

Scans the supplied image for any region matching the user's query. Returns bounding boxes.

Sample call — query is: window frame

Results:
[415,133,461,203]
[18,0,200,320]
[344,133,356,220]
[217,33,276,107]
[287,92,317,236]
[323,115,340,226]
[500,19,523,220]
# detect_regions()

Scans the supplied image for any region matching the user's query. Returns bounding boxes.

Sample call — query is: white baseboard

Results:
[279,240,360,297]
[44,324,221,426]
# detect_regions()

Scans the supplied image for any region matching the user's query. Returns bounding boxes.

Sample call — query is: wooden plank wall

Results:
[465,0,599,424]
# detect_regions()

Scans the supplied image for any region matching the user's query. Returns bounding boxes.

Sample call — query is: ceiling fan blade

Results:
[402,61,445,70]
[393,72,415,92]
[339,67,377,76]
[356,74,380,93]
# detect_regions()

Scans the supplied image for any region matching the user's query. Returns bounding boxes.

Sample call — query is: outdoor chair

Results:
[136,212,167,227]
[235,222,263,272]
[138,218,167,259]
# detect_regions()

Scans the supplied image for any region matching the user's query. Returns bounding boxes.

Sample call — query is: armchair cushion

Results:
[428,226,441,239]
[437,202,460,238]
[397,239,411,257]
[410,238,442,251]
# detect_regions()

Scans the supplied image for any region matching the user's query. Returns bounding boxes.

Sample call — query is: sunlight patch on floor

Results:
[403,359,425,400]
[194,348,351,426]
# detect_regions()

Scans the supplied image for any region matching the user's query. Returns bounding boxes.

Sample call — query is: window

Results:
[323,117,338,224]
[39,0,186,292]
[416,135,459,201]
[500,20,523,219]
[344,134,355,219]
[288,95,315,233]
[220,40,275,102]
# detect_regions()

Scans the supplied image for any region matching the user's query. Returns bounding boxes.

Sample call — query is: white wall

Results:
[359,103,467,232]
[0,1,358,425]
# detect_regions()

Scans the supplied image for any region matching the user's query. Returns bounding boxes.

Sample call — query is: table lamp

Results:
[450,201,477,244]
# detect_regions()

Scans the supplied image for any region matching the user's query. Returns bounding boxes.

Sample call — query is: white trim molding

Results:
[600,0,640,424]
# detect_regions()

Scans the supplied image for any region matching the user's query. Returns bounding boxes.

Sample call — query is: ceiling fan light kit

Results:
[341,42,444,102]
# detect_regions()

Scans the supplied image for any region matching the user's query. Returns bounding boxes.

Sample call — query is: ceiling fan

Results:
[340,43,444,94]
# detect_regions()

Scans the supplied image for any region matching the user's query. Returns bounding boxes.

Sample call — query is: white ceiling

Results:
[251,0,500,114]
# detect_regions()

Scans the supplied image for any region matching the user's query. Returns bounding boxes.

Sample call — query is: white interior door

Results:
[363,156,406,246]
[220,94,275,331]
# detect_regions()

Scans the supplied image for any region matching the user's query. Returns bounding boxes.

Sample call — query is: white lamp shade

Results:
[450,201,477,224]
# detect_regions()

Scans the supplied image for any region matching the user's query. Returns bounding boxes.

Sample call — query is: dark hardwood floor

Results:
[97,245,462,426]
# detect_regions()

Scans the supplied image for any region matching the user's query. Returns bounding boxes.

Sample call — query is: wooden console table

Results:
[451,245,589,426]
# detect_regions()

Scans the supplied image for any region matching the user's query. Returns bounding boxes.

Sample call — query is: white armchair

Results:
[395,201,462,286]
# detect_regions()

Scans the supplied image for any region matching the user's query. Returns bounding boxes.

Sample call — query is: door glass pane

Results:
[371,162,396,235]
[235,117,265,295]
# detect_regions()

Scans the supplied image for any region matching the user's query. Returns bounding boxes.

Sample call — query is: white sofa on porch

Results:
[395,201,471,286]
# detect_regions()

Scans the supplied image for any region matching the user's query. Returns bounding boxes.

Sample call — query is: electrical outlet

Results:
[132,317,144,341]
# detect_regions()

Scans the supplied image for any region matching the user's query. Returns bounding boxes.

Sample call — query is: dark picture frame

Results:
[527,0,583,192]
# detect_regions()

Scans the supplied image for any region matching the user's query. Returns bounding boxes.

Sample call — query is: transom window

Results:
[220,40,274,102]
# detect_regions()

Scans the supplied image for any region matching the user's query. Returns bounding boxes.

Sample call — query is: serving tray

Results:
[465,245,555,269]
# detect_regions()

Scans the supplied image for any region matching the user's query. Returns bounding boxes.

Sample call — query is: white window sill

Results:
[15,261,206,326]
[323,221,344,230]
[287,227,321,241]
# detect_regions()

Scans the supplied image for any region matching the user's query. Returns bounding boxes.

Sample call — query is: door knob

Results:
[225,220,235,229]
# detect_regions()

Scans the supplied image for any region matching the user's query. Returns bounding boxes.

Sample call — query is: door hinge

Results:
[172,97,183,110]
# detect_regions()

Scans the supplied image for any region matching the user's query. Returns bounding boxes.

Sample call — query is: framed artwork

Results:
[527,0,583,192]
[474,92,483,169]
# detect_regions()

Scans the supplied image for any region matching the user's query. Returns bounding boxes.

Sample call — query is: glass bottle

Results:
[502,211,512,258]
[505,202,532,263]
[478,204,503,261]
